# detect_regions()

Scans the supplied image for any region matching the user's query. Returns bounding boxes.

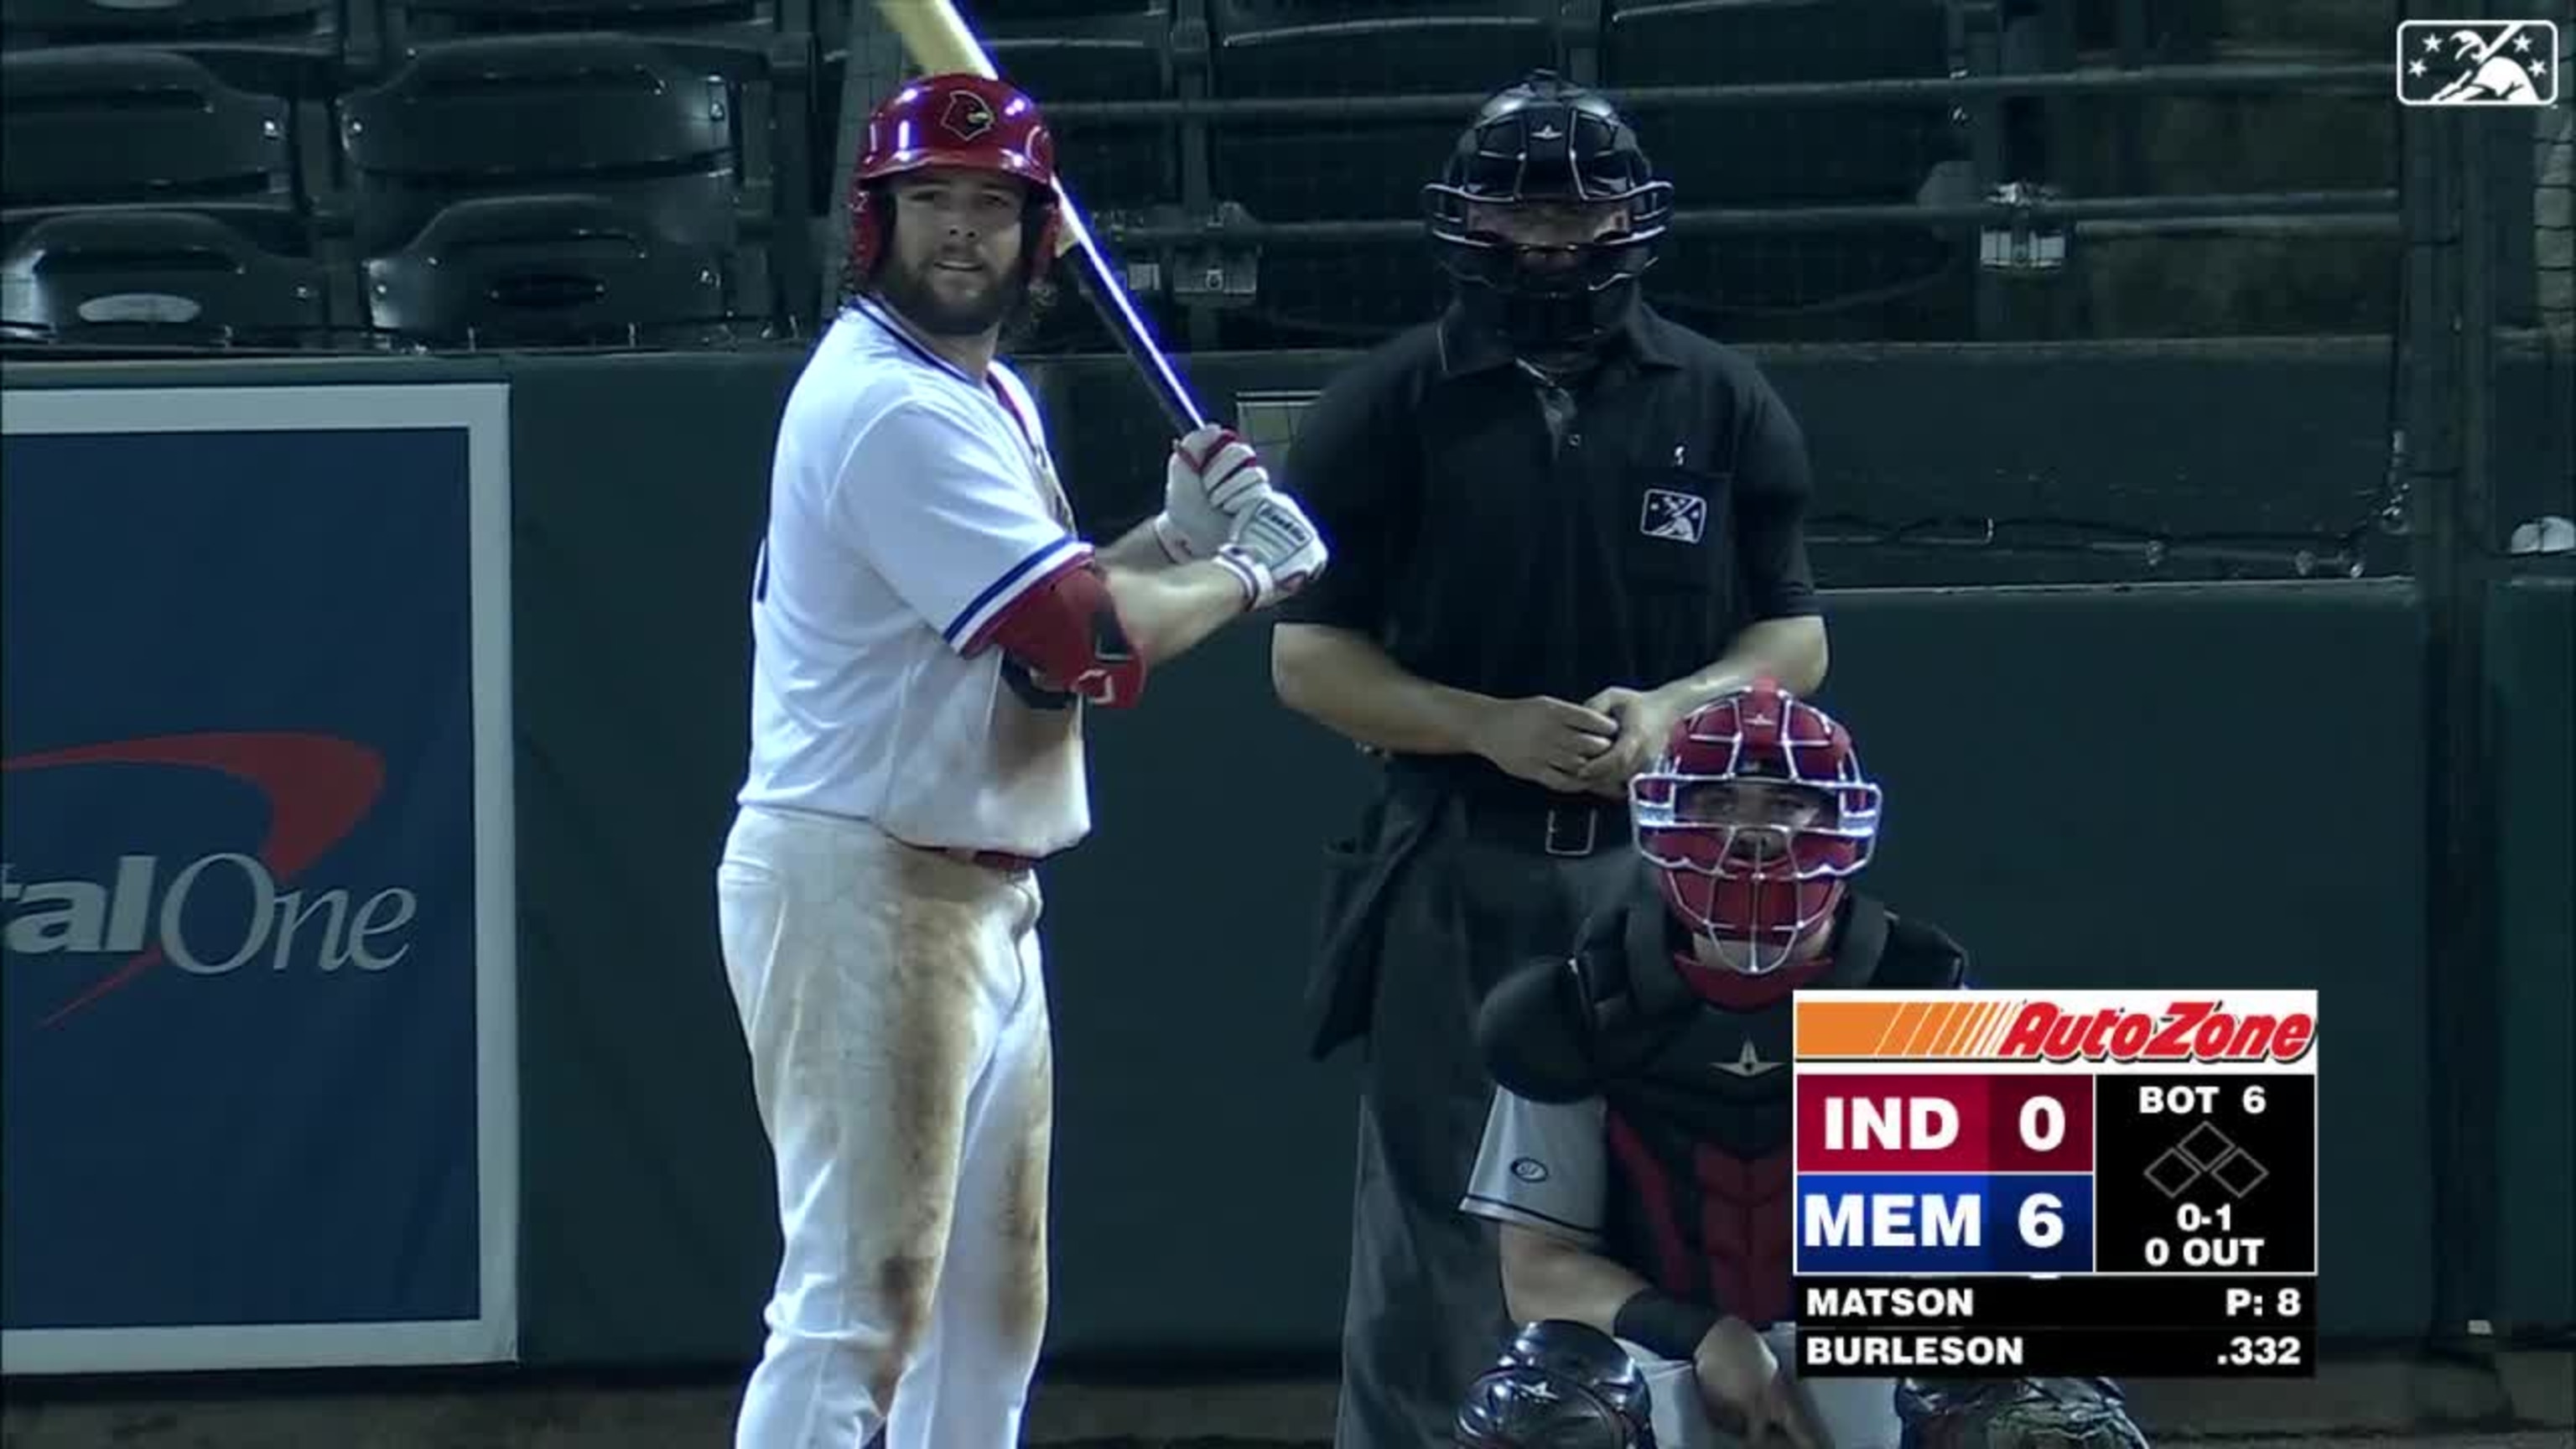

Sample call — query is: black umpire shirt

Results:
[1278,301,1823,798]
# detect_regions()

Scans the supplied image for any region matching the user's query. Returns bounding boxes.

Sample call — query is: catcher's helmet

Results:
[844,73,1061,291]
[1423,70,1673,353]
[1455,1320,1656,1449]
[1628,683,1883,979]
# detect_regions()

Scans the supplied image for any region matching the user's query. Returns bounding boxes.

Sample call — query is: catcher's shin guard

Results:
[1898,1377,2153,1449]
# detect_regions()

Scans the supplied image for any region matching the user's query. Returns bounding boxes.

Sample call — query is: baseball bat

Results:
[869,0,1211,434]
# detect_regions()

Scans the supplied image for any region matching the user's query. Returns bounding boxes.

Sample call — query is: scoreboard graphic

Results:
[1790,990,2319,1378]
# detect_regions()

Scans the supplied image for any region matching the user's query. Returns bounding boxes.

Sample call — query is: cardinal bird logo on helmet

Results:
[942,90,997,142]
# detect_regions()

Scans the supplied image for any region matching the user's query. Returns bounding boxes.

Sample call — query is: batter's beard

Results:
[875,255,1026,339]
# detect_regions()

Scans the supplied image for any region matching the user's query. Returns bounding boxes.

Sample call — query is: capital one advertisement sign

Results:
[1,384,518,1374]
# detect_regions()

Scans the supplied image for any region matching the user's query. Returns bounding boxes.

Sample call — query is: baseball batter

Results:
[714,73,1326,1449]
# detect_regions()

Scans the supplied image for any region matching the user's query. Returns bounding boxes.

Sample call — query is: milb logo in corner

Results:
[2396,19,2558,106]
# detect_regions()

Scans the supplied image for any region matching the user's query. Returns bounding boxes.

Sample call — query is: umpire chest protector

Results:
[1571,873,1968,1327]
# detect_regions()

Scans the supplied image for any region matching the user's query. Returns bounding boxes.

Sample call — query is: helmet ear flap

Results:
[1024,198,1062,283]
[846,183,895,288]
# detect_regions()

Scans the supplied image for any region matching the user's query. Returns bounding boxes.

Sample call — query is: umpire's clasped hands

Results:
[1464,696,1618,795]
[1467,683,1686,799]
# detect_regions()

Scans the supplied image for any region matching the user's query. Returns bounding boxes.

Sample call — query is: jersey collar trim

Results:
[847,296,1042,460]
[848,295,984,388]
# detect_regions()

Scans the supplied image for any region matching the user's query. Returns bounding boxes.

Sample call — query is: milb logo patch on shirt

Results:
[1640,487,1708,544]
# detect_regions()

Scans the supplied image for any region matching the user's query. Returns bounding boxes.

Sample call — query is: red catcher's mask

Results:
[1628,682,1883,975]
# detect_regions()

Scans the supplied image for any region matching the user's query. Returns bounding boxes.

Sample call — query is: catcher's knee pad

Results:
[1897,1377,2152,1449]
[1455,1319,1655,1449]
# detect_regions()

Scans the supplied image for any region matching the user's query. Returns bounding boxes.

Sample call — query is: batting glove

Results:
[1156,424,1273,562]
[1212,491,1329,610]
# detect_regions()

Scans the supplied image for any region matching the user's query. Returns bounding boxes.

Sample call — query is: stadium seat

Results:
[371,1,818,182]
[1204,0,1561,343]
[0,200,313,261]
[336,35,761,242]
[1,48,314,216]
[362,193,771,345]
[0,0,347,51]
[375,0,811,52]
[1602,0,1971,340]
[335,34,792,329]
[0,207,338,348]
[0,0,361,101]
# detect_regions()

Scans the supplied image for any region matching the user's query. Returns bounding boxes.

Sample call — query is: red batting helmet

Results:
[1628,682,1882,974]
[845,73,1061,287]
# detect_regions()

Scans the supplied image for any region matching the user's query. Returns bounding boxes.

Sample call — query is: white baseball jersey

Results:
[738,296,1092,858]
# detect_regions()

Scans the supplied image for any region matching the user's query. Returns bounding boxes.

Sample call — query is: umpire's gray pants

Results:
[1332,787,1635,1449]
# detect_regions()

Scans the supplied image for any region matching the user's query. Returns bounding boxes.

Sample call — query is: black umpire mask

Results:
[1425,71,1674,356]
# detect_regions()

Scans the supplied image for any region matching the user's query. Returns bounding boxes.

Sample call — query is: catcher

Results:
[1453,683,2153,1449]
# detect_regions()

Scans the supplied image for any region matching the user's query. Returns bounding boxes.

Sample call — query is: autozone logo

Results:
[1,731,420,1026]
[1995,1000,2317,1063]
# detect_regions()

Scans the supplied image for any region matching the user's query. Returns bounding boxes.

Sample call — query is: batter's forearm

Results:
[1270,623,1494,756]
[1101,560,1249,666]
[1094,517,1182,573]
[1656,614,1829,706]
[1498,1226,1654,1333]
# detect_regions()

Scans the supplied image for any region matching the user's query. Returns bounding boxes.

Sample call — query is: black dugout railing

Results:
[984,37,2412,356]
[1043,58,2402,252]
[1096,191,2401,249]
[1039,61,2393,121]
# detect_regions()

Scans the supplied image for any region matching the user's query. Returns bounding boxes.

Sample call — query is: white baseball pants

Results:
[1628,1325,1898,1449]
[715,803,1053,1449]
